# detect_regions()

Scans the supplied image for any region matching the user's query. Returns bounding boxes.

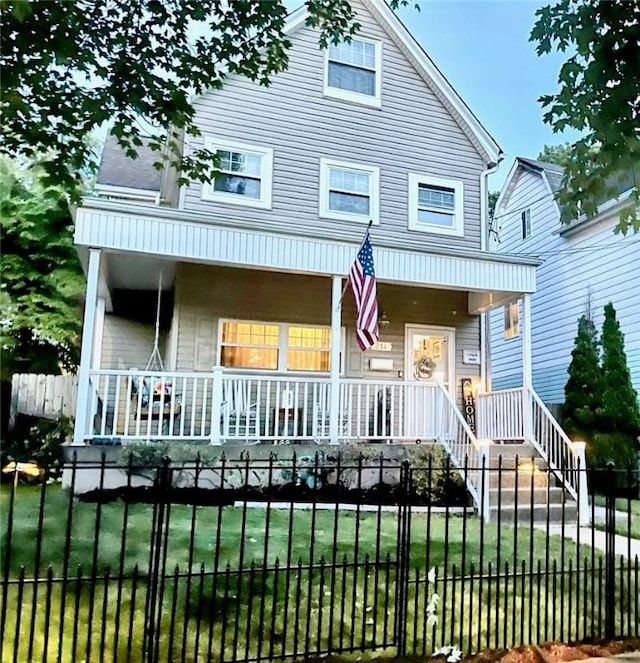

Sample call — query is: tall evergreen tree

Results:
[597,302,640,437]
[562,314,602,440]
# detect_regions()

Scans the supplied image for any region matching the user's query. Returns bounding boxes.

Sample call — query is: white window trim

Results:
[504,301,520,341]
[218,319,346,375]
[408,173,464,237]
[319,158,380,224]
[323,37,382,108]
[201,138,274,210]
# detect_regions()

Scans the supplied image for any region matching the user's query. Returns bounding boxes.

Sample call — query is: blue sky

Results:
[393,0,581,190]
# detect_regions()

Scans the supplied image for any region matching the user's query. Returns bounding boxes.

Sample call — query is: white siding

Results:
[490,167,640,404]
[101,316,165,370]
[182,0,486,253]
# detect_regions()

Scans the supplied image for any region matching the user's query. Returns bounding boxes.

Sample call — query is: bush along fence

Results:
[0,452,638,663]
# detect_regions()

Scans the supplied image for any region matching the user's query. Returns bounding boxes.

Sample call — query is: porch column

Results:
[73,248,102,445]
[329,276,343,445]
[522,294,532,389]
[521,294,533,441]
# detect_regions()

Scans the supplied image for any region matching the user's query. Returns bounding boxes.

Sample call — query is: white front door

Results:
[404,325,456,439]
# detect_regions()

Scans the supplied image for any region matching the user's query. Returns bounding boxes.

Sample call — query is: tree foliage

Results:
[537,142,572,167]
[1,0,412,198]
[562,314,602,438]
[596,302,640,437]
[531,0,640,234]
[0,158,85,379]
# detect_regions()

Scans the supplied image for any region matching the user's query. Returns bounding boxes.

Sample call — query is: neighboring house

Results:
[71,0,585,518]
[489,157,639,410]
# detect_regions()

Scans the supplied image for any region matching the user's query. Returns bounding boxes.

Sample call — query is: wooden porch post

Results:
[522,294,533,441]
[73,248,102,445]
[329,275,343,445]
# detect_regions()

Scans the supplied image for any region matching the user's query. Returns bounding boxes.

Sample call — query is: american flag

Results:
[349,233,379,351]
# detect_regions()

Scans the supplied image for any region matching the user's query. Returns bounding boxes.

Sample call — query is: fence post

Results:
[478,439,492,523]
[210,365,223,445]
[604,461,616,640]
[395,460,411,656]
[572,442,590,526]
[144,456,173,662]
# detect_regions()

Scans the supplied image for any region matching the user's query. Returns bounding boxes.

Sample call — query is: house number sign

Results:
[461,378,476,433]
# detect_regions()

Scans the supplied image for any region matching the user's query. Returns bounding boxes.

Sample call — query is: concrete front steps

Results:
[485,443,578,525]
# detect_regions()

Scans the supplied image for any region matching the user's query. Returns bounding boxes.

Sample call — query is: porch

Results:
[79,369,589,523]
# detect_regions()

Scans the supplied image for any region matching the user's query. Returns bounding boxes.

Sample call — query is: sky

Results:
[391,0,582,191]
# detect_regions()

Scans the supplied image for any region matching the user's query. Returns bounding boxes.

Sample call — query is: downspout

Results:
[479,160,501,391]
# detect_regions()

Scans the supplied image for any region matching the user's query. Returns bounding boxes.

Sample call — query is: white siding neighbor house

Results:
[71,0,587,518]
[489,157,639,409]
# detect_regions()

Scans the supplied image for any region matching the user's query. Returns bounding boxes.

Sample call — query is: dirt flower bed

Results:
[463,638,640,663]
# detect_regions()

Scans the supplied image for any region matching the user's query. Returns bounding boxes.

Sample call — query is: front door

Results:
[404,325,456,439]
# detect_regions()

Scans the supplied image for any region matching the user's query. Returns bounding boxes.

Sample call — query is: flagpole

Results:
[337,219,373,307]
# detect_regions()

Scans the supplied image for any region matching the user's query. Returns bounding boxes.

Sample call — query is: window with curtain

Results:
[504,301,520,340]
[408,173,464,237]
[319,158,379,223]
[327,39,377,95]
[324,38,381,106]
[201,138,274,209]
[220,321,337,373]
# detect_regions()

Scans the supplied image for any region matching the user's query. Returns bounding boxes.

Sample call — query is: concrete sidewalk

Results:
[582,654,640,663]
[534,505,640,558]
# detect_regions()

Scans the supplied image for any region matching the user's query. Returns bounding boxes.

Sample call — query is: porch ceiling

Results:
[75,200,538,309]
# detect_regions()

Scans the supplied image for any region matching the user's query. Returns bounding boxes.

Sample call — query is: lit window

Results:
[522,208,532,239]
[220,321,342,373]
[319,158,379,224]
[324,38,381,106]
[201,138,273,209]
[408,174,464,236]
[504,301,520,340]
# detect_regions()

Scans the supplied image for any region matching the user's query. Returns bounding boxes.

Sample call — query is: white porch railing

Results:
[476,387,526,442]
[82,369,480,449]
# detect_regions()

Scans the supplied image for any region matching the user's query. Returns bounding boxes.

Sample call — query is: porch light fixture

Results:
[378,310,390,326]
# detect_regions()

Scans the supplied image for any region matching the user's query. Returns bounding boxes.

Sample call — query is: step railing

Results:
[529,389,587,507]
[477,387,589,522]
[433,382,483,510]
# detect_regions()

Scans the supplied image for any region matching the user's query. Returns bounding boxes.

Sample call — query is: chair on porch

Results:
[221,379,259,439]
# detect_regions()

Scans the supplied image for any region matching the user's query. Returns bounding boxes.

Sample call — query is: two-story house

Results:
[71,0,586,516]
[489,157,639,412]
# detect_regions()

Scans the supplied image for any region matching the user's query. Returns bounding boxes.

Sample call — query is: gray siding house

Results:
[489,157,639,408]
[72,0,587,518]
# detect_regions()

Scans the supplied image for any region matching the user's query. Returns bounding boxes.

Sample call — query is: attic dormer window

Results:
[324,38,382,107]
[201,138,273,209]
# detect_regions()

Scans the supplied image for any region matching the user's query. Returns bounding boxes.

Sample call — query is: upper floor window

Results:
[521,208,532,239]
[219,320,343,373]
[201,138,273,209]
[324,38,382,106]
[319,158,380,224]
[504,301,520,340]
[408,174,464,236]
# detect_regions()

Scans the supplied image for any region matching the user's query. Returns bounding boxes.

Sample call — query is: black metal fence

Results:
[1,452,638,663]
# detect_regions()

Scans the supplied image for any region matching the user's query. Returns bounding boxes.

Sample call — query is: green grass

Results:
[1,484,637,663]
[592,495,640,538]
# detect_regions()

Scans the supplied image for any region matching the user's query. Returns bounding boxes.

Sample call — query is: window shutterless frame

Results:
[319,158,380,224]
[201,138,274,209]
[503,301,520,340]
[323,37,382,107]
[408,173,464,236]
[218,319,346,374]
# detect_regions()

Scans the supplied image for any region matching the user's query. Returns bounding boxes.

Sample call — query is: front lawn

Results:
[1,483,633,663]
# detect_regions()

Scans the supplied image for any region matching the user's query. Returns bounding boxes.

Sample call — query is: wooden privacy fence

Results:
[9,373,78,428]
